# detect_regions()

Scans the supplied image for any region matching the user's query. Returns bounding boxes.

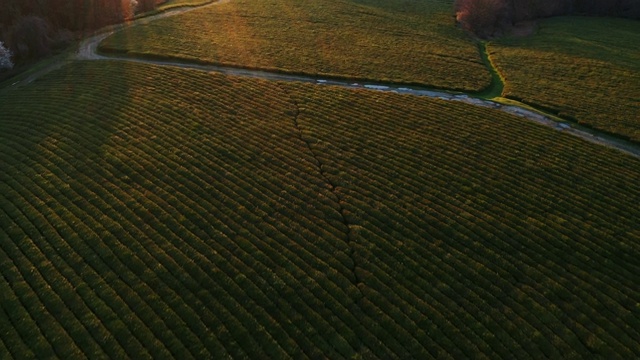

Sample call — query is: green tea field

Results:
[1,60,639,358]
[2,0,640,358]
[99,0,490,91]
[489,16,640,141]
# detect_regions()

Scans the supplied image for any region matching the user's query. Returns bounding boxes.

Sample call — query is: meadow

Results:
[1,60,639,358]
[99,0,490,91]
[489,16,640,141]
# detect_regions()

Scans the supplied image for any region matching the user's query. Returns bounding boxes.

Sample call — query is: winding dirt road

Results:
[12,0,640,159]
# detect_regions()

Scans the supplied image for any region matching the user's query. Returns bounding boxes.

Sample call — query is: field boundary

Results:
[474,42,504,99]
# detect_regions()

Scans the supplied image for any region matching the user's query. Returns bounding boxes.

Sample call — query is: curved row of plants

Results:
[1,60,640,357]
[0,61,368,358]
[489,16,640,142]
[284,81,640,358]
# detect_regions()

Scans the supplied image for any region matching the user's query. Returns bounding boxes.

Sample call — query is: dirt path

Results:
[7,0,640,159]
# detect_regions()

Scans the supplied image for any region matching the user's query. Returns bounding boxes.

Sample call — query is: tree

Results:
[455,0,508,38]
[136,0,158,13]
[0,41,13,71]
[8,16,52,60]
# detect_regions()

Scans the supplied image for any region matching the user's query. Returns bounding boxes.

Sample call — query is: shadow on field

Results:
[0,60,133,195]
[0,61,137,357]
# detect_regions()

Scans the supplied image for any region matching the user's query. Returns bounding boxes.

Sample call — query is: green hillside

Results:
[99,0,490,91]
[489,16,640,141]
[1,61,639,358]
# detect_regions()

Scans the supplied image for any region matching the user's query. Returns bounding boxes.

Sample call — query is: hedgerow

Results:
[1,61,639,357]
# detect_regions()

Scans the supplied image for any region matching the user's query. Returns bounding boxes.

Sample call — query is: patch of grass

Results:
[1,61,640,357]
[489,16,640,141]
[100,0,490,91]
[132,0,215,19]
[475,41,504,99]
[156,0,215,11]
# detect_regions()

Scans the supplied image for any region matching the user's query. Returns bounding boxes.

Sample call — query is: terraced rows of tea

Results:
[489,16,640,142]
[1,61,640,358]
[99,0,490,91]
[285,83,640,358]
[0,61,365,358]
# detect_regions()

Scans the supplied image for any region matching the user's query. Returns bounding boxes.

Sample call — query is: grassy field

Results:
[1,61,639,358]
[100,0,490,91]
[489,17,640,141]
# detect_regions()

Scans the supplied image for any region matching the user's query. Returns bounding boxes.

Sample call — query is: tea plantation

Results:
[1,61,639,358]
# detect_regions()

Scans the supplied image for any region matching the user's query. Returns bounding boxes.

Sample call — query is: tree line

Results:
[455,0,640,38]
[0,0,161,69]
